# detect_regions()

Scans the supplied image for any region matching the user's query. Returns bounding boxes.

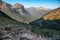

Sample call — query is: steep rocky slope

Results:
[0,0,31,24]
[0,11,26,26]
[12,3,31,16]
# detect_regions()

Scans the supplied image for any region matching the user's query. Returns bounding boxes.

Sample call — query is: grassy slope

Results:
[31,26,60,36]
[0,11,26,27]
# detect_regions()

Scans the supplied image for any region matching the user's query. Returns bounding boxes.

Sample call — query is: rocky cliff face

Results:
[12,3,24,9]
[12,3,31,17]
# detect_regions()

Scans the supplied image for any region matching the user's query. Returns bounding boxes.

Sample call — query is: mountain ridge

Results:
[0,0,31,24]
[0,0,60,24]
[26,7,52,21]
[30,7,60,29]
[43,7,60,20]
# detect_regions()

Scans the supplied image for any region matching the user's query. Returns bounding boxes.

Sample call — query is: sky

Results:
[2,0,60,9]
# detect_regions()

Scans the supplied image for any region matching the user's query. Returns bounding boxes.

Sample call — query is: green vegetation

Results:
[0,11,27,27]
[0,11,60,37]
[30,18,60,29]
[30,18,60,36]
[31,27,60,37]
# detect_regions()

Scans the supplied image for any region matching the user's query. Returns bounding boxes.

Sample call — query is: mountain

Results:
[43,7,60,20]
[12,3,30,16]
[36,7,48,10]
[0,0,31,24]
[0,10,26,25]
[26,7,51,20]
[28,8,60,40]
[0,0,53,24]
[0,0,60,40]
[30,8,60,29]
[0,9,60,40]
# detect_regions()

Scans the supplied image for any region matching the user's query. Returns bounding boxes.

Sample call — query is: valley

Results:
[0,0,60,40]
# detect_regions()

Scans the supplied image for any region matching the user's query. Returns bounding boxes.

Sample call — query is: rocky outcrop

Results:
[12,3,24,9]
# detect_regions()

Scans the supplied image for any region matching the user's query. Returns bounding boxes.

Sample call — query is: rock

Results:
[0,1,12,11]
[12,3,24,9]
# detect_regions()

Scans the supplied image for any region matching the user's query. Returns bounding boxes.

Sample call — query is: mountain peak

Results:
[27,7,48,11]
[12,3,24,9]
[0,0,12,11]
[36,7,48,10]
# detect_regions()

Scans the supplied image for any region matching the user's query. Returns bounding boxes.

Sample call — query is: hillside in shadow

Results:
[30,18,60,30]
[0,10,16,21]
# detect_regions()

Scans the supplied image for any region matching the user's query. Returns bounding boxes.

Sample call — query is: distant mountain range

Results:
[26,7,52,20]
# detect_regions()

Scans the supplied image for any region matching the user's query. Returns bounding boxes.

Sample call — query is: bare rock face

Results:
[0,0,12,11]
[12,3,27,13]
[12,3,24,9]
[12,3,25,15]
[0,0,31,23]
[1,3,9,10]
[12,3,31,21]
